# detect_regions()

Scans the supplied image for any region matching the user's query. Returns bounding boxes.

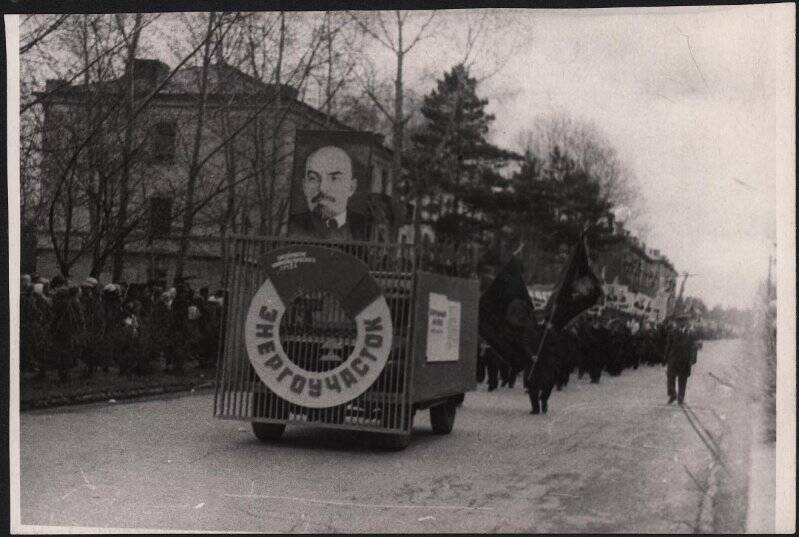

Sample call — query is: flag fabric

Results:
[544,236,604,330]
[478,256,536,371]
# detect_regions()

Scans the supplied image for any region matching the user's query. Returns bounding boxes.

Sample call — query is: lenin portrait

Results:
[288,132,371,242]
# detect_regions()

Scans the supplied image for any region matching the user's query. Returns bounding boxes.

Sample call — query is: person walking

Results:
[480,342,503,392]
[526,323,558,415]
[665,316,702,405]
[578,316,608,384]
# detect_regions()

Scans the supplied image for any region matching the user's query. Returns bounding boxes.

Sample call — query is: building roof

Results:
[38,57,396,155]
[600,229,677,274]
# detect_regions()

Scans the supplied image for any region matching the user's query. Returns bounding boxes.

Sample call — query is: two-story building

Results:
[32,58,403,289]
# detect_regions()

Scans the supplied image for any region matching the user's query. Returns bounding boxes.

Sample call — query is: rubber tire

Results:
[430,402,457,434]
[252,421,286,441]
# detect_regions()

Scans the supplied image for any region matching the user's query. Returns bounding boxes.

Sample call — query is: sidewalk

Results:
[746,431,776,532]
[20,365,216,411]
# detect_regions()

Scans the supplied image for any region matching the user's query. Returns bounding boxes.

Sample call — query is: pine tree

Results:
[409,64,519,248]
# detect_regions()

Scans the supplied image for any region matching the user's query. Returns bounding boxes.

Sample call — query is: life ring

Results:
[244,245,393,408]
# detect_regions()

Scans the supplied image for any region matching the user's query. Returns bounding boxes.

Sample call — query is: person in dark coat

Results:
[479,341,505,391]
[525,323,558,414]
[147,291,172,371]
[554,326,580,390]
[168,282,193,375]
[79,278,105,378]
[20,275,34,372]
[199,294,223,369]
[665,317,702,405]
[28,282,52,380]
[49,276,85,382]
[578,316,608,383]
[100,284,125,374]
[20,276,48,374]
[606,320,629,375]
[638,322,658,366]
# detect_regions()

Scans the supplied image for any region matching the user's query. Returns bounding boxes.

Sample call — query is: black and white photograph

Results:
[6,3,795,533]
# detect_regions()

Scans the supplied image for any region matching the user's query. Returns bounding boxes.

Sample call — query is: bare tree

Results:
[110,13,145,281]
[347,10,438,201]
[21,13,223,277]
[515,111,641,215]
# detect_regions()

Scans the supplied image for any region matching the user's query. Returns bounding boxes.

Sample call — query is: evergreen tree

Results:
[408,63,519,248]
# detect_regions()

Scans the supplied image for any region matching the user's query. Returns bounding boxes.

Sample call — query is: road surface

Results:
[17,338,754,533]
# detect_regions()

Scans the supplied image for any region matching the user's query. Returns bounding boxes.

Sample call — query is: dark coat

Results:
[666,328,700,375]
[51,287,85,349]
[288,210,369,242]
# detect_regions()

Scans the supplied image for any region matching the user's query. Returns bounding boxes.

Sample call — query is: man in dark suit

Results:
[666,316,701,405]
[288,145,369,241]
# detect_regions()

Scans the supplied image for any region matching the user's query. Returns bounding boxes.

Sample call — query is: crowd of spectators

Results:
[19,273,226,383]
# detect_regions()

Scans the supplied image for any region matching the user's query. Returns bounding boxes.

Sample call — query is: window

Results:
[405,202,415,221]
[151,121,177,164]
[382,168,391,195]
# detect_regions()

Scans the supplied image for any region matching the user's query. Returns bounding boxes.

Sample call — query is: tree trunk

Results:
[111,13,143,282]
[392,15,404,217]
[265,11,285,236]
[175,13,216,281]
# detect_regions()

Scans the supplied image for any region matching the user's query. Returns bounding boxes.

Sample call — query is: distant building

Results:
[591,224,678,322]
[33,58,401,287]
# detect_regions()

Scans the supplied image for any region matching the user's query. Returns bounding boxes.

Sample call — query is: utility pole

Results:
[766,253,775,300]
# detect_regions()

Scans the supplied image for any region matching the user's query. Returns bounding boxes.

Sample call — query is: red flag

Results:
[478,257,536,371]
[544,236,604,330]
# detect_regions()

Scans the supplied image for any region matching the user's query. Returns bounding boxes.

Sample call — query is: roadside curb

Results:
[21,380,217,411]
[697,461,720,533]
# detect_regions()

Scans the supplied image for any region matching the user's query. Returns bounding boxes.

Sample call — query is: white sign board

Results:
[426,292,461,362]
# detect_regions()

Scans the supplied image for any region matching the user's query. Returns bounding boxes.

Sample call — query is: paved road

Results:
[17,339,753,533]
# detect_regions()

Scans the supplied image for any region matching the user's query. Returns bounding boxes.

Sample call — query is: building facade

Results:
[32,58,401,289]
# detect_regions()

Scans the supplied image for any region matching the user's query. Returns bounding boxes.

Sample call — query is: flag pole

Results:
[525,290,560,382]
[525,229,587,382]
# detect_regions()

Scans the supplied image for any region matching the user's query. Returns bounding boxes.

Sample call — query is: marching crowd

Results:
[19,268,701,411]
[19,273,226,383]
[477,313,701,413]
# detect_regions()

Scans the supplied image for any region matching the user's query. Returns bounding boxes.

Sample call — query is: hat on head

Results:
[82,277,98,288]
[103,283,118,294]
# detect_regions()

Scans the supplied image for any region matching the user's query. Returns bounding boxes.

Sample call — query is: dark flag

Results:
[544,236,604,330]
[478,256,536,371]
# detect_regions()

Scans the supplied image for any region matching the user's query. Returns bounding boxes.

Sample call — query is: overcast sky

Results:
[391,4,790,309]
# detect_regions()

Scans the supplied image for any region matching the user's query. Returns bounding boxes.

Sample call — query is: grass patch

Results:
[20,363,215,410]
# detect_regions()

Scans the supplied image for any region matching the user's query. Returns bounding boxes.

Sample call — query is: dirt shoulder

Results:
[19,365,216,411]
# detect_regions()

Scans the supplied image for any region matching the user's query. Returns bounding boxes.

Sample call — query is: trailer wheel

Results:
[251,421,286,441]
[430,401,457,434]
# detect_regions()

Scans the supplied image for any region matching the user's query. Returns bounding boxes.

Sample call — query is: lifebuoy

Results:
[244,246,393,408]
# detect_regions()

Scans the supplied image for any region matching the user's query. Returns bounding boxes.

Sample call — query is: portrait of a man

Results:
[288,144,368,241]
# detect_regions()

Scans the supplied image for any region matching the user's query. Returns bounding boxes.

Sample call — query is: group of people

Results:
[19,273,226,383]
[477,313,702,413]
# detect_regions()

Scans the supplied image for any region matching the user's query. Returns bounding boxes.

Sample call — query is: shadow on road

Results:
[237,424,443,454]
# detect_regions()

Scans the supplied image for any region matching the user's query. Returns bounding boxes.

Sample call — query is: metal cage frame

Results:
[213,234,475,435]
